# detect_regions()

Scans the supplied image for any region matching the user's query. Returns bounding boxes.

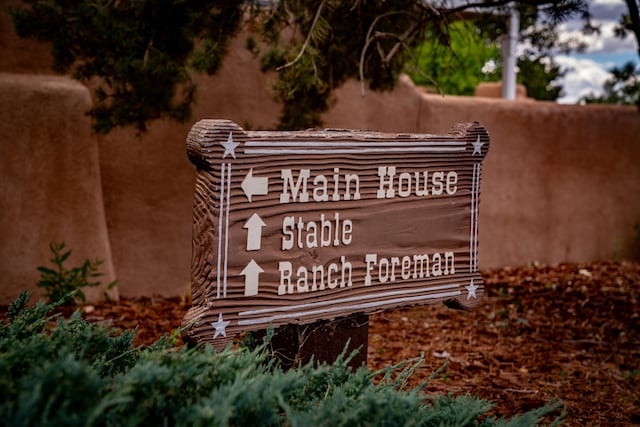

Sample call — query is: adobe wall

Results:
[1,4,638,302]
[0,73,117,303]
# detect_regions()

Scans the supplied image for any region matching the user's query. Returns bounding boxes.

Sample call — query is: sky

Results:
[552,0,638,103]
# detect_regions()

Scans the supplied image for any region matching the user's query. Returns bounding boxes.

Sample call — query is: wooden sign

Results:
[183,120,490,348]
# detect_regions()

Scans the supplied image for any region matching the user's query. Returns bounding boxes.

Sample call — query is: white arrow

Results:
[241,259,264,297]
[243,213,267,251]
[241,168,269,202]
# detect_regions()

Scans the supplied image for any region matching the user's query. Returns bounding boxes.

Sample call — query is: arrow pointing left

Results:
[241,168,269,202]
[241,260,264,297]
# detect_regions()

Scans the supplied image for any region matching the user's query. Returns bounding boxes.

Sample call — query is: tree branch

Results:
[423,0,565,17]
[624,0,640,58]
[277,0,326,71]
[426,0,513,16]
[359,11,413,96]
[403,41,444,95]
[384,18,425,64]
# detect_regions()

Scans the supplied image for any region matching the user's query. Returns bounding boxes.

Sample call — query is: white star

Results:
[472,136,484,156]
[220,132,240,159]
[466,279,479,300]
[211,313,230,339]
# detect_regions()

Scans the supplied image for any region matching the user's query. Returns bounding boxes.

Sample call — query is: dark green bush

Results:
[0,292,564,426]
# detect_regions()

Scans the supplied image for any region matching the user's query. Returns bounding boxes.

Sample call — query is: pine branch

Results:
[359,11,413,96]
[277,0,327,71]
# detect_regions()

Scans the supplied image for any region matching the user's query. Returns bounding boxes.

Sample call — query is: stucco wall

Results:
[1,6,638,302]
[0,73,117,303]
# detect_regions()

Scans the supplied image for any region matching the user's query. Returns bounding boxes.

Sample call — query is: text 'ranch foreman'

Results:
[278,166,458,295]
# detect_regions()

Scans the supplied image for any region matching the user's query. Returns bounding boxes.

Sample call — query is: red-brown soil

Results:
[368,262,640,425]
[14,261,640,425]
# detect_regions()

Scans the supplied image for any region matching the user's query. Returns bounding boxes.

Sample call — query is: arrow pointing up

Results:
[241,259,264,297]
[243,213,266,251]
[241,168,269,202]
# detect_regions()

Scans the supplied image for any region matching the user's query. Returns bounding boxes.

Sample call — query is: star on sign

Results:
[466,279,479,300]
[220,132,240,159]
[472,136,484,156]
[211,313,230,339]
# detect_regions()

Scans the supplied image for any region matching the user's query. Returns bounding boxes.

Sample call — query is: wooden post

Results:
[253,314,368,369]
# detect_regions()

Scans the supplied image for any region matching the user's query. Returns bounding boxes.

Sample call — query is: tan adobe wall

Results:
[0,73,117,303]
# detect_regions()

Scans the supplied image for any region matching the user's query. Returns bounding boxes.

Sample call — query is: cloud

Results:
[555,55,612,103]
[548,0,637,103]
[552,0,637,54]
[557,21,637,54]
[589,0,627,21]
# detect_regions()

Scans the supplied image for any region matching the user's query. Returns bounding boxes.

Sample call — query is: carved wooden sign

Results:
[183,119,490,348]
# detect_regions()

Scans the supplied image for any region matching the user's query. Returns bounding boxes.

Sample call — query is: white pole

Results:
[501,4,519,100]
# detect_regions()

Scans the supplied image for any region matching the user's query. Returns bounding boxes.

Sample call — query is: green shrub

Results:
[36,242,116,305]
[0,292,565,426]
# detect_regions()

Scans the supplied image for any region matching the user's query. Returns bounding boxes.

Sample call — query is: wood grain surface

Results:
[183,120,490,348]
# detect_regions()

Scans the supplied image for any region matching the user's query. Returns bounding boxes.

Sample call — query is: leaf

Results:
[36,266,57,275]
[59,249,72,264]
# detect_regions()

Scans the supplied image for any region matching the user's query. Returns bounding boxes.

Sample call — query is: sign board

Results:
[183,120,490,348]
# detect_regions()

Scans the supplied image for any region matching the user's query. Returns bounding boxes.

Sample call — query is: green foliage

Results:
[0,292,565,426]
[10,0,588,131]
[407,16,566,101]
[515,19,568,101]
[517,56,564,101]
[36,242,116,305]
[10,0,242,134]
[407,20,501,96]
[253,0,421,129]
[0,292,139,426]
[581,62,640,107]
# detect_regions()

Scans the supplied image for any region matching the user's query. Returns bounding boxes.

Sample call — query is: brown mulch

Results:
[7,261,640,425]
[368,262,640,425]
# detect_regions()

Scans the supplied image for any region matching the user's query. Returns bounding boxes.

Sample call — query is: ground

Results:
[28,261,640,425]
